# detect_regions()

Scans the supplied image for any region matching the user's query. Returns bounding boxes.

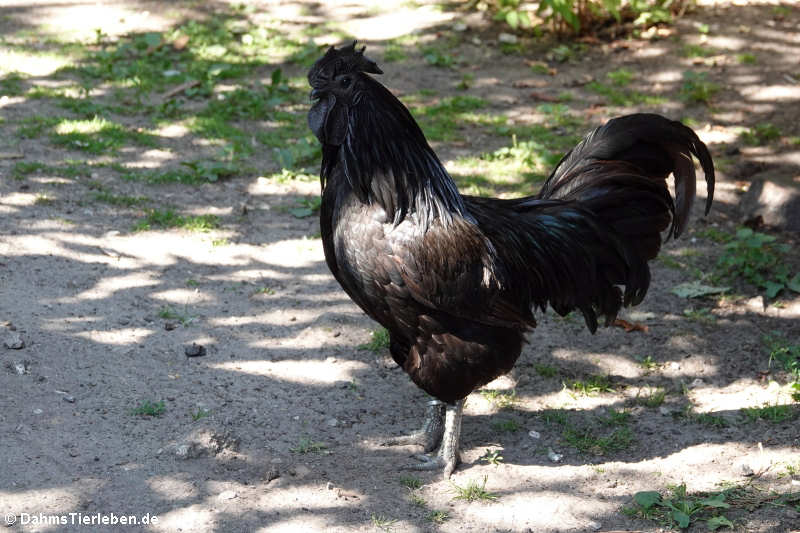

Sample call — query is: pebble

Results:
[63,395,76,403]
[292,465,312,478]
[218,490,237,501]
[4,333,24,350]
[325,418,339,427]
[185,343,207,357]
[326,481,334,490]
[587,520,602,531]
[690,378,705,388]
[547,448,563,462]
[452,22,467,32]
[498,33,518,44]
[659,406,671,416]
[528,430,541,439]
[13,362,29,375]
[266,467,280,482]
[33,408,43,415]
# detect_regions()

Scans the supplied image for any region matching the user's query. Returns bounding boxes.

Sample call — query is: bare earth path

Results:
[1,1,799,532]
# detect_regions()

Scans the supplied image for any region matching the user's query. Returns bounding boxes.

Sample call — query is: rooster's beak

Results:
[310,88,322,100]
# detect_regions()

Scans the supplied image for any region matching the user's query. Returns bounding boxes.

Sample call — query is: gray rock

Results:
[172,428,240,459]
[739,173,800,231]
[4,333,24,349]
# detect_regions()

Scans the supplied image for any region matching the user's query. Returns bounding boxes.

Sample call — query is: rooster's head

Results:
[307,41,382,146]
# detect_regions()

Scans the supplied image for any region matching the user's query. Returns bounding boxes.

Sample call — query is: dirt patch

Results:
[1,1,799,532]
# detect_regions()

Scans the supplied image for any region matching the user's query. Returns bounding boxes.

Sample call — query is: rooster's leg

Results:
[382,399,444,452]
[404,398,464,478]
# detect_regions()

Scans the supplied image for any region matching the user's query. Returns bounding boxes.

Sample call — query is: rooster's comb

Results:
[308,41,383,86]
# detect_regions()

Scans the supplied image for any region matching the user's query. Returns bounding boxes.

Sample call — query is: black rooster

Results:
[307,43,714,477]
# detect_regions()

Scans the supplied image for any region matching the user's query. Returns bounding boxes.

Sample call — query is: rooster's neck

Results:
[321,78,470,228]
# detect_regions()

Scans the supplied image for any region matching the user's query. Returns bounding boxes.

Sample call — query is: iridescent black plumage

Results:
[308,43,714,473]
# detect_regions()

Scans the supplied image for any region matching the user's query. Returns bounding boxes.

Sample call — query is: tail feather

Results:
[468,114,714,333]
[539,113,715,238]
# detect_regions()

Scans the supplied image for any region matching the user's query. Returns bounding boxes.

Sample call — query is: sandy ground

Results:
[1,1,799,532]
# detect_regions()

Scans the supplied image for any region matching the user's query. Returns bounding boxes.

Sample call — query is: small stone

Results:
[185,343,206,357]
[547,448,563,462]
[4,333,24,349]
[740,463,755,477]
[33,408,43,415]
[659,406,671,416]
[218,490,237,501]
[724,145,740,156]
[453,22,467,32]
[270,457,283,464]
[13,362,29,375]
[325,418,339,427]
[164,322,178,331]
[292,465,312,478]
[498,32,518,44]
[528,430,541,439]
[690,378,705,388]
[326,481,334,490]
[266,467,280,482]
[587,520,602,531]
[63,395,76,403]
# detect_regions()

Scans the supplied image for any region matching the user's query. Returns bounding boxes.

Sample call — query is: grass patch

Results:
[491,418,520,433]
[740,123,781,146]
[133,209,219,232]
[399,475,422,490]
[741,403,797,423]
[92,190,148,207]
[534,363,559,378]
[565,375,615,396]
[157,305,196,326]
[290,436,327,454]
[426,510,449,523]
[563,425,634,455]
[680,71,719,104]
[764,332,800,400]
[450,475,498,502]
[358,328,390,353]
[479,389,517,409]
[131,400,166,417]
[637,387,667,408]
[51,116,157,153]
[370,514,396,531]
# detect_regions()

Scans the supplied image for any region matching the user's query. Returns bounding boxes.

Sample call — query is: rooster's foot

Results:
[401,399,464,479]
[382,399,445,452]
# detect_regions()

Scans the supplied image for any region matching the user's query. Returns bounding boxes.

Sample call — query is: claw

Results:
[381,399,444,453]
[396,398,465,479]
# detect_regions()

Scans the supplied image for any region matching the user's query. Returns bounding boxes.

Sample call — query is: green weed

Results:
[133,209,219,232]
[92,191,148,207]
[450,475,498,502]
[399,475,422,490]
[714,228,799,299]
[742,403,796,423]
[736,53,757,64]
[358,328,390,353]
[191,408,210,421]
[426,510,449,523]
[480,449,504,465]
[740,123,781,146]
[626,484,734,530]
[291,436,327,454]
[565,375,615,396]
[480,389,517,409]
[563,425,634,455]
[370,514,396,531]
[534,363,559,378]
[680,71,719,104]
[131,400,166,417]
[492,418,520,433]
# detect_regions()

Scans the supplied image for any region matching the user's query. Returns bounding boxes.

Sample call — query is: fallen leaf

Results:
[613,319,649,333]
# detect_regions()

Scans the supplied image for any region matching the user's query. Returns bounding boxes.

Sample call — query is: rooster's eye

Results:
[340,77,351,88]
